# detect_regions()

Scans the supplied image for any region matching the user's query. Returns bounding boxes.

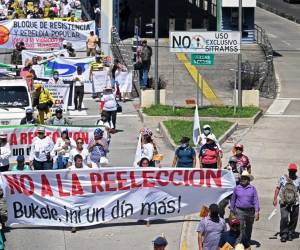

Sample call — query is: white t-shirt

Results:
[68,148,91,167]
[141,143,154,161]
[68,165,90,170]
[73,74,84,87]
[101,93,117,111]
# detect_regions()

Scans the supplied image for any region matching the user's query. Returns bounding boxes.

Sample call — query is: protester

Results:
[29,126,54,170]
[153,235,168,250]
[110,59,122,100]
[89,54,103,97]
[52,130,76,169]
[46,107,71,125]
[88,128,109,167]
[96,112,111,143]
[20,108,37,125]
[73,66,85,111]
[140,40,152,89]
[196,203,227,250]
[68,154,88,170]
[86,30,98,56]
[139,157,150,167]
[32,83,54,124]
[172,136,196,168]
[0,133,10,172]
[230,170,260,246]
[219,156,241,218]
[199,134,222,169]
[141,132,155,166]
[11,155,31,171]
[21,59,37,91]
[218,217,250,250]
[233,144,251,173]
[273,163,300,242]
[100,85,118,134]
[48,71,64,85]
[199,124,222,151]
[66,42,76,57]
[68,138,92,168]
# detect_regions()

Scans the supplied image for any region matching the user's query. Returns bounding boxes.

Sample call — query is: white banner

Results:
[116,71,133,93]
[42,83,70,112]
[92,70,110,93]
[170,32,241,54]
[0,125,97,162]
[0,168,235,227]
[0,19,95,49]
[21,49,67,66]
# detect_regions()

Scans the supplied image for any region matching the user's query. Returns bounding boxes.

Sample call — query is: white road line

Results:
[278,97,300,101]
[266,99,290,115]
[268,33,277,38]
[264,114,300,118]
[282,40,291,46]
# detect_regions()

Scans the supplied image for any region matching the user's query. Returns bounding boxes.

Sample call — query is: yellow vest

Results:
[39,88,54,104]
[91,62,103,71]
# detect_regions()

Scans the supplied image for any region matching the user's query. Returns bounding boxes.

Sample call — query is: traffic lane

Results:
[258,0,300,21]
[256,8,300,51]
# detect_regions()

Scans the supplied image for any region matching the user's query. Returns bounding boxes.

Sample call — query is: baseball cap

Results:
[153,236,168,247]
[26,108,33,114]
[34,83,42,90]
[288,163,298,171]
[37,126,45,133]
[203,124,211,130]
[55,107,63,113]
[17,155,25,162]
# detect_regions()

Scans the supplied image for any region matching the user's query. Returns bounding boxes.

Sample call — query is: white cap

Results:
[62,40,67,45]
[206,134,216,142]
[203,124,211,129]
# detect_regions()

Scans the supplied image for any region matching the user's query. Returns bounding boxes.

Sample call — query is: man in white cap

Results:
[0,132,11,172]
[198,124,222,152]
[29,127,54,170]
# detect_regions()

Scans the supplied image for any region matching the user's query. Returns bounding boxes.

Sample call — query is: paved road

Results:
[258,0,300,21]
[182,7,300,250]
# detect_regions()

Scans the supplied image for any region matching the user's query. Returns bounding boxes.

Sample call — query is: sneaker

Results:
[280,236,287,242]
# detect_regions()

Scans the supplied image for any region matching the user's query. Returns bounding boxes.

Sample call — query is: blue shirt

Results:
[175,146,195,168]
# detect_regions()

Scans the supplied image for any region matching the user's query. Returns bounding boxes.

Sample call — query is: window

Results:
[0,86,29,107]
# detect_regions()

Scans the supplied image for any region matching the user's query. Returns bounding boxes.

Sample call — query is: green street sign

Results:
[191,54,215,66]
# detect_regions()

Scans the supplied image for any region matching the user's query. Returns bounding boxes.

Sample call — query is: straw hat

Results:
[241,170,254,181]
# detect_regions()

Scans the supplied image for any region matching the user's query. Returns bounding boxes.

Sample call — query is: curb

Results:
[257,2,300,24]
[139,110,263,127]
[159,120,238,150]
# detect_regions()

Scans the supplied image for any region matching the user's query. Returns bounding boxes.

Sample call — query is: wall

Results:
[222,0,256,7]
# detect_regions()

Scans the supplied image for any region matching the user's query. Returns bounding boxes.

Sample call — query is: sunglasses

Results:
[235,147,242,150]
[77,141,83,144]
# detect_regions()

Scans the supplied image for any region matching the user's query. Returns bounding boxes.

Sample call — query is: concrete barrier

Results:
[140,89,166,108]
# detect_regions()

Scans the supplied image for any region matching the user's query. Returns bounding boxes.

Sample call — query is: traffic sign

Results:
[191,54,215,66]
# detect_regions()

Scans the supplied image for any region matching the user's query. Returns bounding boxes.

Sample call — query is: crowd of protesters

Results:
[0,0,82,21]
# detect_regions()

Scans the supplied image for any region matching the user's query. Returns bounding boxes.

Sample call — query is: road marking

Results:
[266,99,290,115]
[268,33,277,38]
[278,97,300,100]
[264,114,300,118]
[181,240,188,250]
[282,40,291,46]
[176,53,222,105]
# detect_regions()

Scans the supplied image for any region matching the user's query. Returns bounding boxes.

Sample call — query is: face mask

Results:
[53,75,59,80]
[289,171,297,180]
[203,129,210,136]
[181,143,188,148]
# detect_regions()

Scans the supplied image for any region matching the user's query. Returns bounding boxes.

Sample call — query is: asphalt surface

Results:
[258,0,300,21]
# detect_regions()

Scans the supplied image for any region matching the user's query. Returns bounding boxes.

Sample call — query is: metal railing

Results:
[254,24,276,98]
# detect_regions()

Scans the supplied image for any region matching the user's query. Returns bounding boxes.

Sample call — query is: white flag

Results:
[133,134,142,167]
[193,105,201,146]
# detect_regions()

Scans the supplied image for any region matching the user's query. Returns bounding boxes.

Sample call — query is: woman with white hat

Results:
[100,85,118,134]
[199,134,222,169]
[0,132,11,172]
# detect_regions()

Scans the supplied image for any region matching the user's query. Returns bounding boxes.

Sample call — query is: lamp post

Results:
[238,0,242,107]
[154,0,159,104]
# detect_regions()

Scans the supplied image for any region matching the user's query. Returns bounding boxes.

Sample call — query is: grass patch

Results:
[163,120,234,145]
[143,105,261,118]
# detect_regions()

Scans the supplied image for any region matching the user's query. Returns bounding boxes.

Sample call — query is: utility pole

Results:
[238,0,242,107]
[154,0,159,104]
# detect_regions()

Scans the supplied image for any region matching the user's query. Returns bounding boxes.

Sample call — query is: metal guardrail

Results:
[254,24,276,98]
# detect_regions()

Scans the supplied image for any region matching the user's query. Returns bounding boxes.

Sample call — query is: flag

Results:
[133,134,142,167]
[193,105,201,146]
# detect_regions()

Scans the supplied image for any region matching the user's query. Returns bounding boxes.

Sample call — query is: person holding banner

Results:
[52,130,76,169]
[20,108,37,125]
[68,138,92,168]
[88,128,109,167]
[29,127,54,170]
[73,66,85,111]
[48,71,64,85]
[0,132,11,172]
